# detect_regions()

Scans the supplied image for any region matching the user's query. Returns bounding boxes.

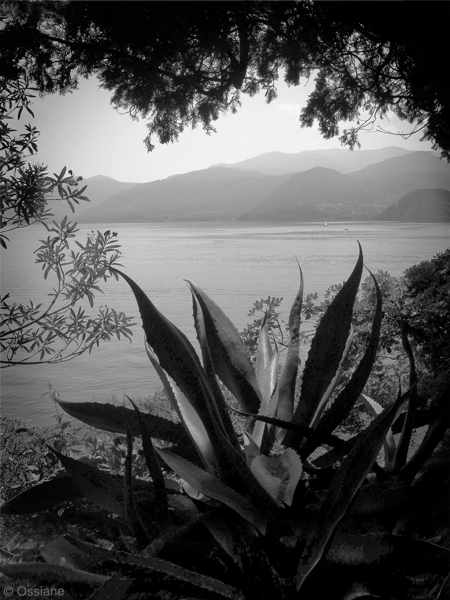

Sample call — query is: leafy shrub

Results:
[403,249,450,380]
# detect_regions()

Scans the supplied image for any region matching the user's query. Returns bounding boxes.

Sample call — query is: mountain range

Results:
[70,147,450,223]
[213,146,419,175]
[375,189,450,223]
[49,175,137,221]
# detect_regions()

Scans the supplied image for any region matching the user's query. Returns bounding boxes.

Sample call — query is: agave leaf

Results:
[391,407,432,434]
[260,340,279,406]
[276,262,304,427]
[147,332,283,521]
[56,398,184,443]
[0,473,81,515]
[113,270,297,518]
[202,510,286,598]
[146,511,207,558]
[393,316,418,469]
[186,280,261,414]
[116,269,247,485]
[414,448,450,486]
[255,313,273,386]
[89,575,134,600]
[360,393,396,469]
[156,448,267,534]
[311,385,414,469]
[49,447,126,516]
[309,324,354,430]
[190,292,243,453]
[252,342,279,448]
[0,562,108,585]
[303,270,382,456]
[123,410,154,544]
[230,405,351,455]
[127,396,170,529]
[242,428,260,463]
[285,244,363,447]
[392,487,450,533]
[203,511,256,572]
[112,269,222,437]
[399,384,450,484]
[106,553,244,600]
[63,534,123,563]
[145,341,218,474]
[436,571,450,600]
[250,448,302,506]
[296,387,407,590]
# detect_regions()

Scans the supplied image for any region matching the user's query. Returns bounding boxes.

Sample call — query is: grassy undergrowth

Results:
[0,392,173,553]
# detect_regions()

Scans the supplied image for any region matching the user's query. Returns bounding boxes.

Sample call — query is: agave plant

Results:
[2,245,449,600]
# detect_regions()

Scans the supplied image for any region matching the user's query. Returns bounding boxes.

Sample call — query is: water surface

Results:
[1,221,448,425]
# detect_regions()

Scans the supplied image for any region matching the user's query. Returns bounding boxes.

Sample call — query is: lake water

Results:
[1,221,449,425]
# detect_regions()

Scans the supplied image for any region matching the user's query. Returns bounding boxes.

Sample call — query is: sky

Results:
[24,74,434,184]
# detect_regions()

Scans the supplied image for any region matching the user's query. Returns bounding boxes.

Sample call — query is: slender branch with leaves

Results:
[1,71,135,366]
[0,72,91,248]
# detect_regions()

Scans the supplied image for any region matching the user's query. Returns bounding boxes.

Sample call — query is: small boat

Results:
[324,222,328,227]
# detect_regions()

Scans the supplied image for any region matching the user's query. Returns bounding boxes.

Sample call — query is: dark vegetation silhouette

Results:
[1,1,449,158]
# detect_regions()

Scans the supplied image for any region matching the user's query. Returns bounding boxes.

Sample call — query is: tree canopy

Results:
[1,0,449,158]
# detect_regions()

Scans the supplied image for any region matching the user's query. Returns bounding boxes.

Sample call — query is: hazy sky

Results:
[25,74,434,183]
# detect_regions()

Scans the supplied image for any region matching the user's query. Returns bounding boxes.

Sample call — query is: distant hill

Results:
[348,151,450,204]
[213,151,348,175]
[315,146,416,172]
[78,149,450,223]
[48,175,137,221]
[79,167,290,222]
[214,146,415,176]
[237,167,381,221]
[376,189,450,222]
